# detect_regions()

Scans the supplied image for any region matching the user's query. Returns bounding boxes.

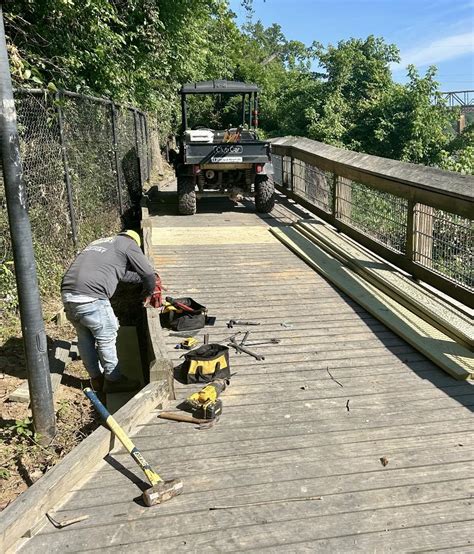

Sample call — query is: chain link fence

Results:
[272,152,473,300]
[0,88,160,312]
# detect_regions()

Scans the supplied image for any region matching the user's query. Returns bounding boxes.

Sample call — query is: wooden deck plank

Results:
[22,197,474,552]
[20,491,473,551]
[71,441,473,508]
[55,434,473,508]
[74,448,473,494]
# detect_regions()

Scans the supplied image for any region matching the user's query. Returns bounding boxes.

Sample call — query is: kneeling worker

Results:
[61,230,158,393]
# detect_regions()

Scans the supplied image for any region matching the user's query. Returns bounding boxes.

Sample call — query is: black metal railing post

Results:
[290,155,294,192]
[56,90,77,245]
[0,8,56,441]
[143,112,151,181]
[133,109,143,191]
[406,200,415,264]
[110,102,123,214]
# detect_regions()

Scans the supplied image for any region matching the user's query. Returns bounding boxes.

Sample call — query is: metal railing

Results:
[271,137,474,308]
[0,88,160,310]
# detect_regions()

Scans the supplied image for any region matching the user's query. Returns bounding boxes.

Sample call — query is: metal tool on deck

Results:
[242,338,280,346]
[84,388,183,506]
[227,319,261,329]
[228,335,265,361]
[158,411,218,428]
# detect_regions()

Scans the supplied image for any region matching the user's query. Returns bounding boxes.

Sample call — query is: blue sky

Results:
[230,0,474,92]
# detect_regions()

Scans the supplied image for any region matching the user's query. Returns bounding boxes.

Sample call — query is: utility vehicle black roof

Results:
[181,80,259,94]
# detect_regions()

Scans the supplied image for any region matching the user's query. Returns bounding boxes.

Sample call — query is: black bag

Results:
[183,344,230,384]
[162,297,207,331]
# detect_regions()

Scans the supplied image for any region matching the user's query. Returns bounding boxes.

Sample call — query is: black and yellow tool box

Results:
[162,297,207,331]
[182,343,230,384]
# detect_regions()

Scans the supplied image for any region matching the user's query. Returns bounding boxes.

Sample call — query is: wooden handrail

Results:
[271,137,473,218]
[271,136,474,308]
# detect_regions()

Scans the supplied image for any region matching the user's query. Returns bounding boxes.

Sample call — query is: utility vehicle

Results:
[174,80,274,215]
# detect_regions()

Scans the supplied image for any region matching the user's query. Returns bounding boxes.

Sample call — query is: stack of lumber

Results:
[271,220,473,380]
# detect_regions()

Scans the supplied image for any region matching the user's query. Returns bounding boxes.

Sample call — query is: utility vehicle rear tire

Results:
[177,176,196,215]
[255,175,275,213]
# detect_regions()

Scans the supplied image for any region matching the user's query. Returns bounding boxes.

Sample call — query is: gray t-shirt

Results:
[61,235,156,299]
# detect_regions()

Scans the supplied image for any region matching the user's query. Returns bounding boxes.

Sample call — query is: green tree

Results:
[306,36,400,147]
[305,37,455,166]
[437,123,474,174]
[4,0,240,127]
[229,21,316,136]
[354,66,454,164]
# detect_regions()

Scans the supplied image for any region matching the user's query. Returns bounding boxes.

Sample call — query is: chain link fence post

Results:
[110,102,123,214]
[133,109,144,191]
[56,90,78,245]
[143,112,151,181]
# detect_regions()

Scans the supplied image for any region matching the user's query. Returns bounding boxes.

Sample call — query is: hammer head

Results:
[142,479,183,507]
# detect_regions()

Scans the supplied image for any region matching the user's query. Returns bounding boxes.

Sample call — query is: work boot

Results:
[90,375,104,392]
[103,374,140,394]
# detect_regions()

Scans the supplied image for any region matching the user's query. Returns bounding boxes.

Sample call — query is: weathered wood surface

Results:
[21,195,474,553]
[1,381,169,553]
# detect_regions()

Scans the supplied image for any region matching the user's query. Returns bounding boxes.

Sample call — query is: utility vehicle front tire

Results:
[177,176,196,215]
[255,175,275,213]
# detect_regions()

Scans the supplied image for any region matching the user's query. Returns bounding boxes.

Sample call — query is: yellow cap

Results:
[120,230,141,248]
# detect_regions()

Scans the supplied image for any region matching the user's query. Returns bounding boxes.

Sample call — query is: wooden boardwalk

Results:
[22,195,474,552]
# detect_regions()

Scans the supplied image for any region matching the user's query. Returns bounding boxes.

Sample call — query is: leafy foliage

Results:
[3,1,471,165]
[437,123,474,174]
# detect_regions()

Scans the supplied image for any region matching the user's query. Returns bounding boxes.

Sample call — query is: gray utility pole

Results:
[0,8,56,440]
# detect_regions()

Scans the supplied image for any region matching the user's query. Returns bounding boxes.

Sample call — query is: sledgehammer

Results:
[84,388,183,506]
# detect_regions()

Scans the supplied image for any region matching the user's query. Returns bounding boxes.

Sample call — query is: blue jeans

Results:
[64,299,121,381]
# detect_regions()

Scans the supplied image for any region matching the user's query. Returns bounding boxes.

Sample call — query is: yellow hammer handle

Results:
[84,388,162,486]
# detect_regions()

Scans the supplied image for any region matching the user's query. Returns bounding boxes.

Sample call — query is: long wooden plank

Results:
[47,461,473,518]
[21,486,473,551]
[295,220,473,348]
[169,379,470,406]
[152,225,279,245]
[128,417,474,451]
[143,398,474,437]
[109,427,473,468]
[76,444,472,493]
[146,399,471,435]
[271,227,474,380]
[245,522,474,554]
[78,430,473,491]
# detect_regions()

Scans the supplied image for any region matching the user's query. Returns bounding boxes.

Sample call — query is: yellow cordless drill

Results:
[182,379,228,420]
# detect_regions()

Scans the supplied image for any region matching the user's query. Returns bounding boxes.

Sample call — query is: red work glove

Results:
[144,275,164,308]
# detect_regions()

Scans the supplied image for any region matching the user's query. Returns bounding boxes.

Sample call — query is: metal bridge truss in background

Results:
[272,137,473,308]
[439,90,474,112]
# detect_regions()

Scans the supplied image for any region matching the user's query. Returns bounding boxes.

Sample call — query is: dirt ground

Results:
[0,299,100,511]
